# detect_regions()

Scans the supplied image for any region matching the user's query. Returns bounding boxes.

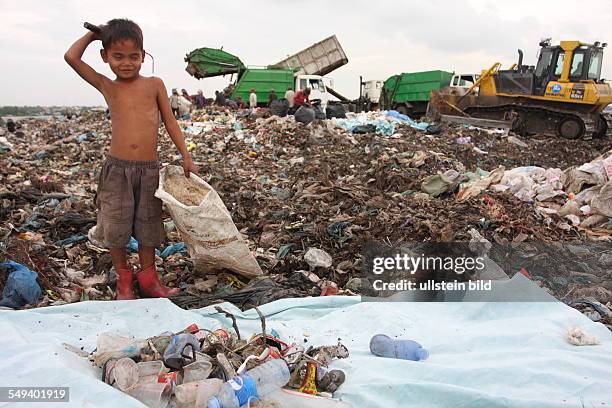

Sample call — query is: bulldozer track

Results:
[602,112,612,138]
[464,104,606,139]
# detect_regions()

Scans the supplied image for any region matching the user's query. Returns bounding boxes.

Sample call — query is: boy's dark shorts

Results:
[93,156,165,248]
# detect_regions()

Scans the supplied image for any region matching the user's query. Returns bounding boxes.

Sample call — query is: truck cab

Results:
[450,74,480,94]
[296,74,329,109]
[363,80,384,104]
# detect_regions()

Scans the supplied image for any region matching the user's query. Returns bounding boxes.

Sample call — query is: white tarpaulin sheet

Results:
[1,274,611,408]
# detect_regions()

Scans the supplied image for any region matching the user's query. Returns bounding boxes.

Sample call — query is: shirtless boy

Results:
[64,19,198,299]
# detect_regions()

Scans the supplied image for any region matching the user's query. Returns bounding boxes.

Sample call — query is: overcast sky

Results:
[1,0,611,106]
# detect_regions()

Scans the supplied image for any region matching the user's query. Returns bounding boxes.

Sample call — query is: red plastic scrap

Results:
[519,267,532,279]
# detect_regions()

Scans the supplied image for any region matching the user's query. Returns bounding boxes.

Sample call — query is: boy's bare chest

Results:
[105,81,158,115]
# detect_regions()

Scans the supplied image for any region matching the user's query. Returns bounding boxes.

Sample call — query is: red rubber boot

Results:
[116,267,136,300]
[136,265,180,298]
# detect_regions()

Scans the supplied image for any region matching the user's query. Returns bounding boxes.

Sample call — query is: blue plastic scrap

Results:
[0,261,42,308]
[335,118,395,136]
[76,131,96,143]
[384,110,430,131]
[126,236,140,253]
[55,234,87,247]
[159,243,188,259]
[335,110,430,136]
[126,238,187,259]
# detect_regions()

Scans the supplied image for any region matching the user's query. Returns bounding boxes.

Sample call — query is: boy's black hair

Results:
[101,19,143,50]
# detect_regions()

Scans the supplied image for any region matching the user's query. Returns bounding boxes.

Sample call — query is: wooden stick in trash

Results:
[83,22,101,34]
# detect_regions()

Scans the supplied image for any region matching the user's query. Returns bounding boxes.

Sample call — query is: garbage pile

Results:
[455,152,612,232]
[0,108,611,318]
[78,312,349,407]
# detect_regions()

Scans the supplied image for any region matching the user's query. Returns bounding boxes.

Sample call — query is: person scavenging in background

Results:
[235,96,246,109]
[64,18,198,300]
[194,89,206,109]
[249,88,257,108]
[293,87,311,108]
[227,99,238,109]
[169,88,180,117]
[181,88,193,103]
[284,86,295,108]
[214,90,227,106]
[268,89,277,107]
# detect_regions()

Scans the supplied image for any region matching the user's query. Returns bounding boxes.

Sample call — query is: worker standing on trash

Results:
[284,86,295,108]
[194,89,206,109]
[64,18,198,300]
[249,88,257,108]
[169,88,180,117]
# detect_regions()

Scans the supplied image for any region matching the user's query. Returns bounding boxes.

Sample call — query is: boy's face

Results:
[101,39,144,80]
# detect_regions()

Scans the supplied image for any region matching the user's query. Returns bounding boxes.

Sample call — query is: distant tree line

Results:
[0,106,99,116]
[0,106,48,116]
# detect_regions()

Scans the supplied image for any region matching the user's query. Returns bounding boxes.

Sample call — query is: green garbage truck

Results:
[185,36,348,109]
[378,70,478,116]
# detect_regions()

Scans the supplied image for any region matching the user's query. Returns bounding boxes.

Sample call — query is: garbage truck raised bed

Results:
[378,70,478,116]
[185,35,348,109]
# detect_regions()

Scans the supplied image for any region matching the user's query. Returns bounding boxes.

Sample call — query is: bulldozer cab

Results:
[493,40,607,97]
[533,40,606,95]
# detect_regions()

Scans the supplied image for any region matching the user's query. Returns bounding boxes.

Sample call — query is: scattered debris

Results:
[0,109,611,322]
[304,248,333,269]
[566,326,601,346]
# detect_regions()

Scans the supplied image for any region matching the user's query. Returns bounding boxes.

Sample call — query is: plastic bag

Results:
[0,261,42,308]
[270,99,289,117]
[591,180,612,217]
[421,170,462,197]
[326,104,346,119]
[92,333,148,367]
[294,106,315,124]
[155,165,263,278]
[314,105,327,120]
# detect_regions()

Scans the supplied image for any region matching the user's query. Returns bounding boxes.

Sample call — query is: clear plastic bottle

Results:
[245,359,290,397]
[207,359,290,408]
[370,334,429,361]
[207,375,256,408]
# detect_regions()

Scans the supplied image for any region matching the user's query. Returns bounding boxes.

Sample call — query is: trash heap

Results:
[455,152,612,231]
[79,312,349,407]
[0,108,611,321]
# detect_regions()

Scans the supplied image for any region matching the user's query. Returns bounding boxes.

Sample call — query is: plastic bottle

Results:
[244,359,290,397]
[206,375,257,408]
[207,359,290,408]
[195,379,224,408]
[369,334,429,361]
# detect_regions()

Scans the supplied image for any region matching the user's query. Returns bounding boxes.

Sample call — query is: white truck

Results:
[362,80,384,105]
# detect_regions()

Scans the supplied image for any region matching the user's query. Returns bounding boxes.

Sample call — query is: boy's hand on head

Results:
[182,157,199,178]
[83,22,105,41]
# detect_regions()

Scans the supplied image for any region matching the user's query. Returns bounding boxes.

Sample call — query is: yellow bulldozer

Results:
[429,39,612,139]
